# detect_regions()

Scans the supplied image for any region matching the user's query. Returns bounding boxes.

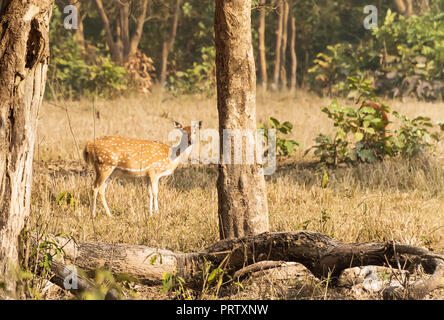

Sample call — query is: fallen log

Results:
[34,231,444,300]
[49,260,119,300]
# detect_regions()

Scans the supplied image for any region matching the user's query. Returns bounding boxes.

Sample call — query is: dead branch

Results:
[33,231,444,300]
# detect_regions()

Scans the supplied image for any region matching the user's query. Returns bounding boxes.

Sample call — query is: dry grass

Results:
[29,89,444,299]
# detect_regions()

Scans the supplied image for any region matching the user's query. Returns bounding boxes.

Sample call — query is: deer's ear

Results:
[198,121,202,128]
[173,121,183,129]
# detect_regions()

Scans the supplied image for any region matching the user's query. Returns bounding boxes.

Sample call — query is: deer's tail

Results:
[83,142,95,165]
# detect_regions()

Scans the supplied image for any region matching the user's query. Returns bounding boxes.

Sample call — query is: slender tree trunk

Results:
[258,0,268,89]
[215,0,270,239]
[94,0,120,62]
[127,0,148,61]
[120,2,130,59]
[279,0,289,89]
[289,2,297,93]
[160,0,182,86]
[0,0,53,292]
[272,0,283,90]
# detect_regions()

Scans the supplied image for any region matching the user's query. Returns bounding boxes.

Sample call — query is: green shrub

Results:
[167,46,216,95]
[47,5,127,100]
[308,8,444,100]
[258,117,300,156]
[309,98,439,167]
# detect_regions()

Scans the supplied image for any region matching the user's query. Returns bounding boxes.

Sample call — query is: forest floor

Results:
[28,89,444,300]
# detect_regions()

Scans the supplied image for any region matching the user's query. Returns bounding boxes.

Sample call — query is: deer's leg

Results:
[99,181,112,217]
[148,183,153,216]
[92,166,114,217]
[150,176,159,214]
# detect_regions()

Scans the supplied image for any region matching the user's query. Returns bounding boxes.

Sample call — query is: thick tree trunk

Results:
[271,0,283,90]
[0,0,52,292]
[289,2,297,93]
[39,231,444,300]
[279,0,289,89]
[215,0,269,239]
[159,0,182,86]
[257,0,268,89]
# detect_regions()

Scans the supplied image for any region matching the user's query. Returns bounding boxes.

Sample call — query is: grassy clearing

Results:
[29,89,444,299]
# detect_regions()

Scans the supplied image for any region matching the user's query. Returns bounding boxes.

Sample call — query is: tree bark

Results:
[159,0,182,86]
[271,0,283,90]
[257,0,268,89]
[0,0,53,292]
[215,0,270,239]
[289,1,297,93]
[38,231,444,300]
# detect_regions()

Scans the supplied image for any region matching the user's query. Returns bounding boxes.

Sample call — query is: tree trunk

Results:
[289,1,297,93]
[393,0,414,17]
[94,0,120,62]
[257,0,268,89]
[119,2,130,59]
[127,0,148,61]
[272,0,283,90]
[0,0,52,292]
[159,0,182,86]
[279,0,289,89]
[215,0,270,239]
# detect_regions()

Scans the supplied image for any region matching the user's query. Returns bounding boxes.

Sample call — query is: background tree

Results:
[93,0,148,64]
[393,0,414,16]
[289,0,297,92]
[215,0,270,239]
[0,0,53,292]
[159,0,182,85]
[271,0,283,90]
[257,0,268,89]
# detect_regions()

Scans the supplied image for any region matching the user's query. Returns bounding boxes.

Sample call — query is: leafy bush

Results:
[308,43,378,97]
[392,112,439,157]
[309,99,439,167]
[258,117,300,156]
[47,5,127,100]
[308,99,391,166]
[372,9,444,100]
[168,46,216,95]
[308,8,444,100]
[48,39,127,99]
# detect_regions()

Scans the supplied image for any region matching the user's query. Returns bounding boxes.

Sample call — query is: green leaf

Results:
[207,268,222,283]
[269,117,280,128]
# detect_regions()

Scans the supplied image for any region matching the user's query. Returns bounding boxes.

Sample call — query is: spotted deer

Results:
[83,121,202,217]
